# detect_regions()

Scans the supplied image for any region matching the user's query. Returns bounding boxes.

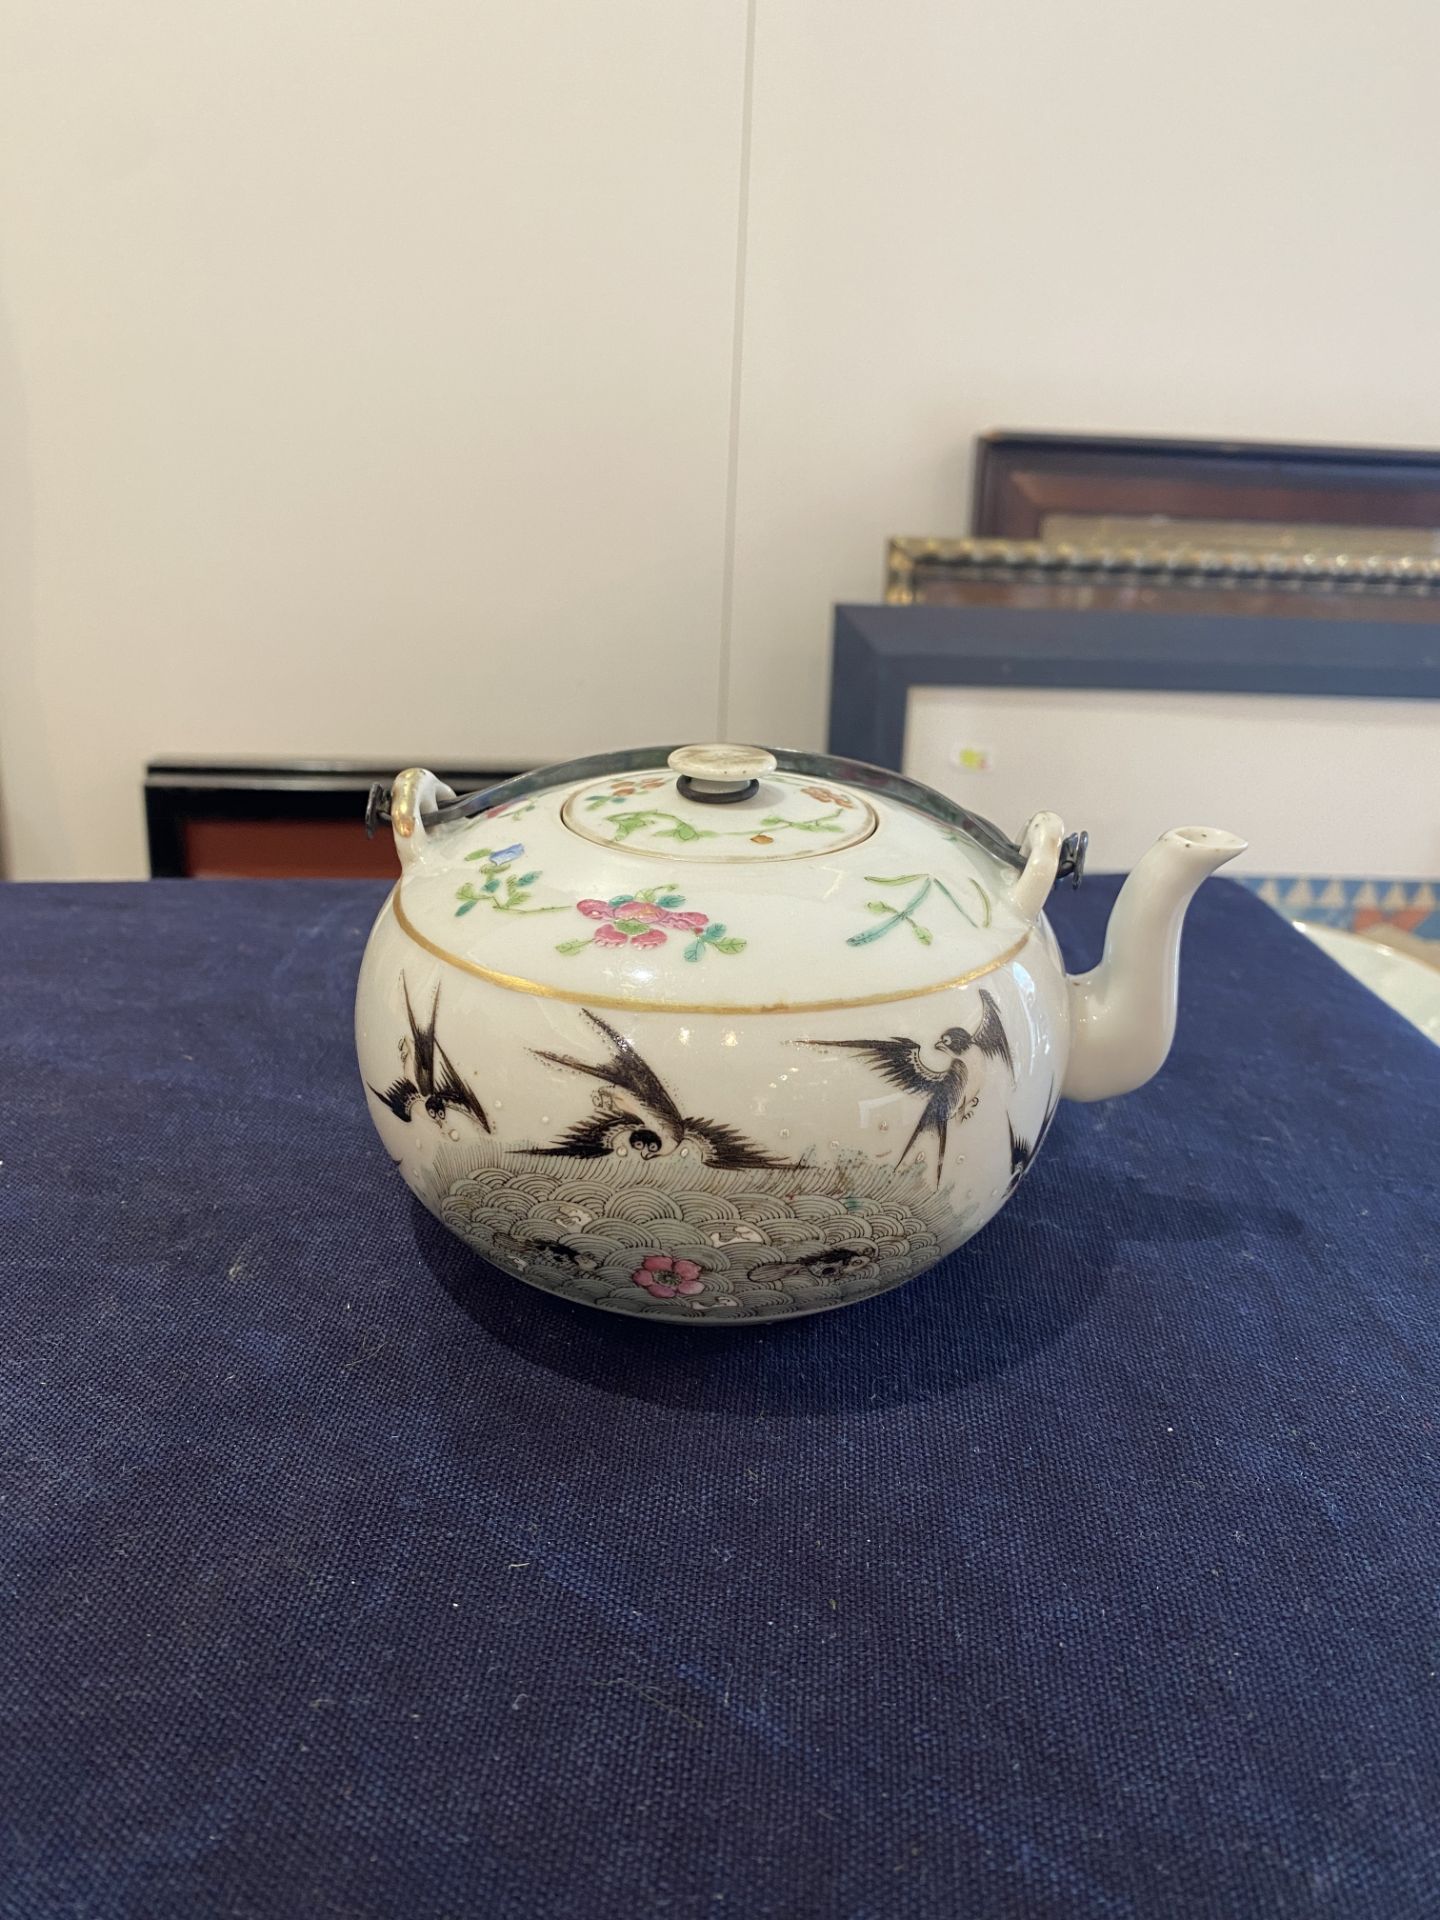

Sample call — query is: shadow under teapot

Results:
[408,1186,1108,1418]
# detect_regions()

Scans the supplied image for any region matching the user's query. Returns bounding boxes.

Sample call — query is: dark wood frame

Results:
[972,431,1440,542]
[144,759,521,878]
[827,604,1440,772]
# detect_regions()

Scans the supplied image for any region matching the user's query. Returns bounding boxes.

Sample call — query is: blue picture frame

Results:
[827,604,1440,771]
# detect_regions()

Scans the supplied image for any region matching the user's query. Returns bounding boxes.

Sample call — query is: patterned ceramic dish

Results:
[356,744,1243,1323]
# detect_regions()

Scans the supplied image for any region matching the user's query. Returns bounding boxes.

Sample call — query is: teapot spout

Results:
[1063,827,1246,1103]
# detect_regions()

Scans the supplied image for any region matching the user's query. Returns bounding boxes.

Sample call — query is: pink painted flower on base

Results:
[632,1254,705,1300]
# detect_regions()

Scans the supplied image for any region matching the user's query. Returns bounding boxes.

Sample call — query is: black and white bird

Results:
[804,989,1014,1186]
[530,1009,790,1169]
[1006,1084,1059,1195]
[368,977,491,1131]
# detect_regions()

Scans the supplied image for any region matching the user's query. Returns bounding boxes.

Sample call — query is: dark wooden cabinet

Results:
[144,761,520,879]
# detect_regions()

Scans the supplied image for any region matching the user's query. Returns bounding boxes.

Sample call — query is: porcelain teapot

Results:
[355,744,1243,1323]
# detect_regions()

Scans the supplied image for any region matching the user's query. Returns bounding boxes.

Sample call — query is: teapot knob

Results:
[667,743,777,805]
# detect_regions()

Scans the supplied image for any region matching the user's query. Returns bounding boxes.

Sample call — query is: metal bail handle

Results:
[364,782,393,838]
[1059,829,1088,888]
[364,745,1087,893]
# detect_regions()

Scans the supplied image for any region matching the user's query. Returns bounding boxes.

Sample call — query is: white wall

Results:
[3,0,1439,878]
[0,1,749,877]
[725,0,1440,743]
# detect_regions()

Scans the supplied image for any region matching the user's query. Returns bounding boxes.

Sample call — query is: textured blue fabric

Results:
[1,877,1437,1920]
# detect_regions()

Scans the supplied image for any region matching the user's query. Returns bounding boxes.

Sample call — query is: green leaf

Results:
[555,937,591,955]
[865,873,925,886]
[608,894,632,907]
[668,821,700,842]
[684,938,704,962]
[515,871,540,888]
[507,891,532,907]
[910,921,933,944]
[455,899,477,917]
[456,882,477,902]
[658,893,684,908]
[482,876,500,894]
[712,937,746,955]
[465,847,493,862]
[930,875,983,927]
[865,901,892,915]
[758,815,786,827]
[704,922,727,939]
[614,918,649,935]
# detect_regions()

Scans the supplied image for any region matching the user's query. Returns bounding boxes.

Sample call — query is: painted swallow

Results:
[368,977,490,1131]
[1006,1084,1059,1195]
[802,989,1014,1186]
[529,1009,791,1169]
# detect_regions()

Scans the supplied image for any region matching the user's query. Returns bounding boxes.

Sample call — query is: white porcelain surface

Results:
[356,747,1242,1323]
[389,759,1023,1010]
[1295,922,1440,1046]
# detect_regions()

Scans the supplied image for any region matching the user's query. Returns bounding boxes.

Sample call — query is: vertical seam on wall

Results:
[716,0,757,739]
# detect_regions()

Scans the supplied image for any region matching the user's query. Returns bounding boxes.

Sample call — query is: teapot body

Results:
[355,742,1242,1324]
[357,891,1071,1324]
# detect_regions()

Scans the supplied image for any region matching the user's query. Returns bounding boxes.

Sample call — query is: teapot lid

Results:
[381,744,1066,1013]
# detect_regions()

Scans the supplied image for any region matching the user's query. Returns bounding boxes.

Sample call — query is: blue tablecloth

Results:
[3,878,1437,1919]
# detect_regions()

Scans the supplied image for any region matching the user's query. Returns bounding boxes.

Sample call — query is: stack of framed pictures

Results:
[836,433,1440,994]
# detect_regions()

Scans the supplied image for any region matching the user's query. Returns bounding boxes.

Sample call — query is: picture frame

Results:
[827,604,1440,952]
[972,431,1440,551]
[884,536,1440,623]
[830,602,1440,775]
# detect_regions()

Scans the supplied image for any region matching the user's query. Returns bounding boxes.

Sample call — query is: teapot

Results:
[356,744,1244,1322]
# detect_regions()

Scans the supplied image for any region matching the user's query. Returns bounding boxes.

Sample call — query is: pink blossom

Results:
[570,896,711,951]
[633,1254,706,1300]
[578,898,709,932]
